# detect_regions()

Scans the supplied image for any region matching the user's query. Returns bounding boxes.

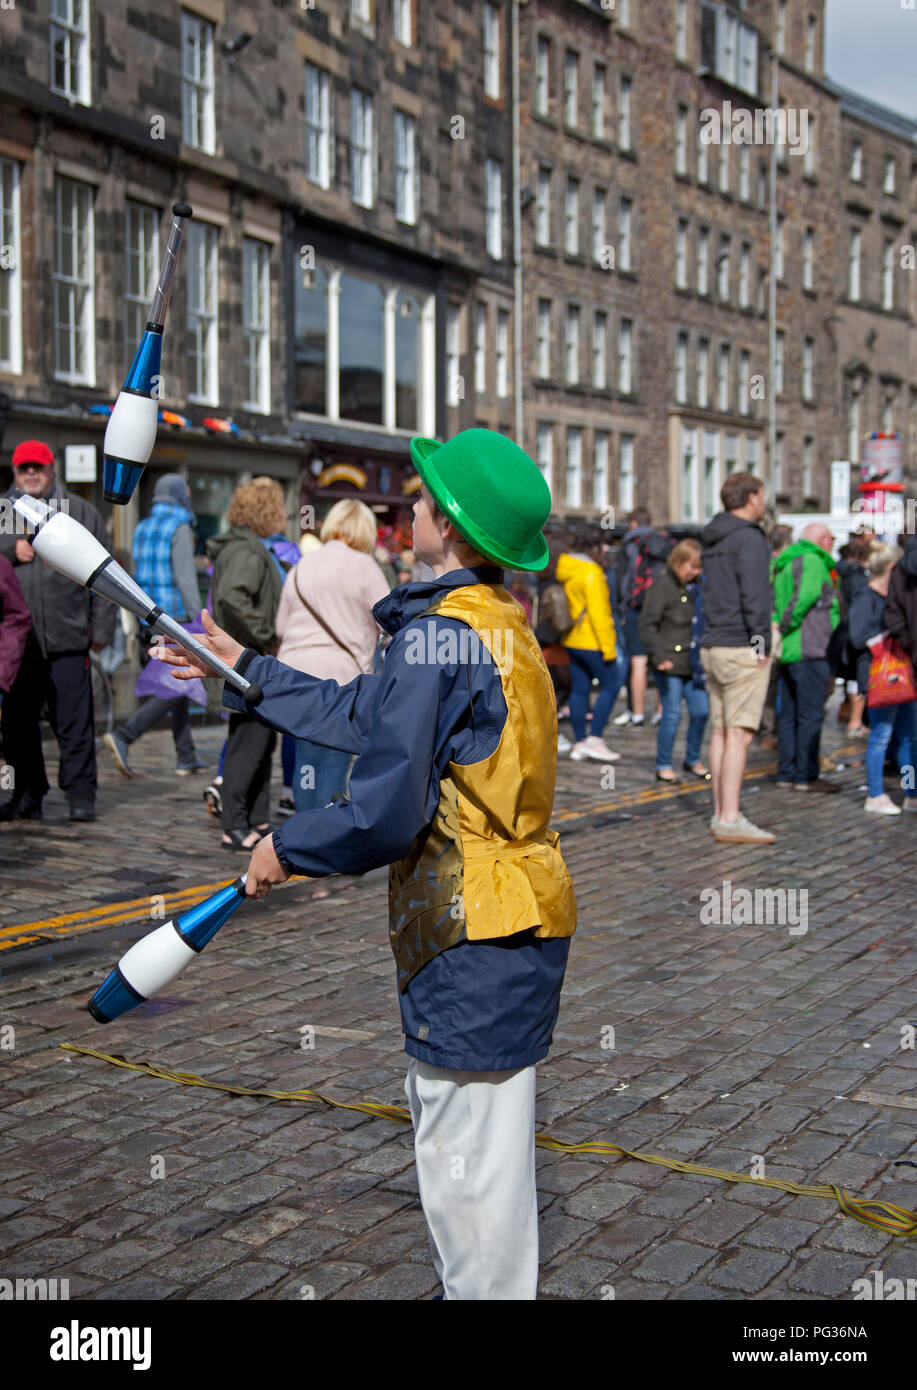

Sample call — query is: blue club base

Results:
[88,967,144,1023]
[103,458,145,506]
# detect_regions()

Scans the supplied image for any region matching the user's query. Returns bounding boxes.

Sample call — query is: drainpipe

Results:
[512,0,524,445]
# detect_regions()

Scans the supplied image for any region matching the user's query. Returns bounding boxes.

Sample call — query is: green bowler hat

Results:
[410,428,551,571]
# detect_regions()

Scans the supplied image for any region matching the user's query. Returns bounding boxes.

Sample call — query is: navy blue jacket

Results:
[224,566,570,1071]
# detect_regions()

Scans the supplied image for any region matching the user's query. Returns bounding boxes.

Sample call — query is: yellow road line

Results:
[0,743,858,954]
[0,880,236,953]
[554,741,859,823]
[555,759,777,821]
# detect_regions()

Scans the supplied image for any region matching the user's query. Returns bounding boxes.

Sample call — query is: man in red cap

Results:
[0,440,116,821]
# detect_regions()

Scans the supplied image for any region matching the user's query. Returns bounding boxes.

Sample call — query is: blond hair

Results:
[866,540,901,578]
[319,499,377,554]
[226,477,287,538]
[667,537,702,572]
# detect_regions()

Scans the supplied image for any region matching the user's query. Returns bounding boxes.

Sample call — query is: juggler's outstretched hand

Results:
[151,609,245,681]
[245,834,290,899]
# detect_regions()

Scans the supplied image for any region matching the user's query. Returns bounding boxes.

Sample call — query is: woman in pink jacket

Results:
[276,500,389,811]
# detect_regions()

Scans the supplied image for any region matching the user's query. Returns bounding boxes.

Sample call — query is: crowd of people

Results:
[3,428,917,1303]
[539,472,917,842]
[1,442,916,849]
[0,440,415,840]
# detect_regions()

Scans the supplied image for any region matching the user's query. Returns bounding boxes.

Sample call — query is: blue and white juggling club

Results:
[12,494,263,704]
[88,877,248,1023]
[103,202,193,505]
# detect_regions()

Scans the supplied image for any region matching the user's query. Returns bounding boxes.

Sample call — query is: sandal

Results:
[683,763,712,780]
[222,829,260,852]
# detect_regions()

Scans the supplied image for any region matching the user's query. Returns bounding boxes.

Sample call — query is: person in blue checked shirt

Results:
[156,428,577,1300]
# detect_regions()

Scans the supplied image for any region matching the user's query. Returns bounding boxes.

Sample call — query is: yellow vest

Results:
[388,583,577,993]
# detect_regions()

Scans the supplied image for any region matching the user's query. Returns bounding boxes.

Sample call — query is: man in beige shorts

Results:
[699,474,775,844]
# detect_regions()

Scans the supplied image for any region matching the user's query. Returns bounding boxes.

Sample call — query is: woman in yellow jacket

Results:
[556,535,623,762]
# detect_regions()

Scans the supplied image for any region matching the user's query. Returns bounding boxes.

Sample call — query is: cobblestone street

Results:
[1,706,915,1301]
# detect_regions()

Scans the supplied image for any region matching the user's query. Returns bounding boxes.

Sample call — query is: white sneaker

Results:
[864,794,902,815]
[709,815,719,832]
[570,739,618,763]
[713,814,776,844]
[582,735,621,762]
[630,714,645,727]
[651,709,663,726]
[557,734,573,754]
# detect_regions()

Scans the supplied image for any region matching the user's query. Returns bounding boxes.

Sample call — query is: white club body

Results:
[117,921,197,998]
[104,394,158,465]
[12,495,259,697]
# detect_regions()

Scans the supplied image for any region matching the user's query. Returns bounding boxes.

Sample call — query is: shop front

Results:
[291,419,418,554]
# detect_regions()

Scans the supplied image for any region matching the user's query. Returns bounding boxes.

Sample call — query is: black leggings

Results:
[220,712,276,831]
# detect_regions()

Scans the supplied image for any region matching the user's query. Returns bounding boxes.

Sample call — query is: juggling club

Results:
[103,202,192,505]
[88,877,248,1023]
[12,494,263,705]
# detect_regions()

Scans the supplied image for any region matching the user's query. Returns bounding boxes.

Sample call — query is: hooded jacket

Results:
[772,540,839,664]
[0,480,116,655]
[0,556,31,693]
[222,566,577,1072]
[556,553,617,659]
[700,512,772,654]
[133,474,200,621]
[207,525,286,654]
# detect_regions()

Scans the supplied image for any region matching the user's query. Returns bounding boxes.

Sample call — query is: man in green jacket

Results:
[772,522,840,792]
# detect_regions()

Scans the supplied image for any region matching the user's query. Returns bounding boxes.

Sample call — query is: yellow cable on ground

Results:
[59,1043,916,1238]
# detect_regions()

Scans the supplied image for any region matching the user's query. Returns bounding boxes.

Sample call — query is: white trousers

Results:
[403,1057,539,1300]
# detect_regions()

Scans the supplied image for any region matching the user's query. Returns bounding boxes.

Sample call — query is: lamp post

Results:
[768,46,778,498]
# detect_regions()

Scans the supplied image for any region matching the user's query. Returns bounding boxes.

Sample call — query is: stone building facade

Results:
[0,0,915,544]
[0,0,511,550]
[518,0,917,525]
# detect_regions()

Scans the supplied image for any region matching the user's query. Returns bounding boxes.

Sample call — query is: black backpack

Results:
[629,531,675,608]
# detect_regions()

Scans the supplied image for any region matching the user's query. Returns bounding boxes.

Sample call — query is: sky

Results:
[824,0,917,120]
